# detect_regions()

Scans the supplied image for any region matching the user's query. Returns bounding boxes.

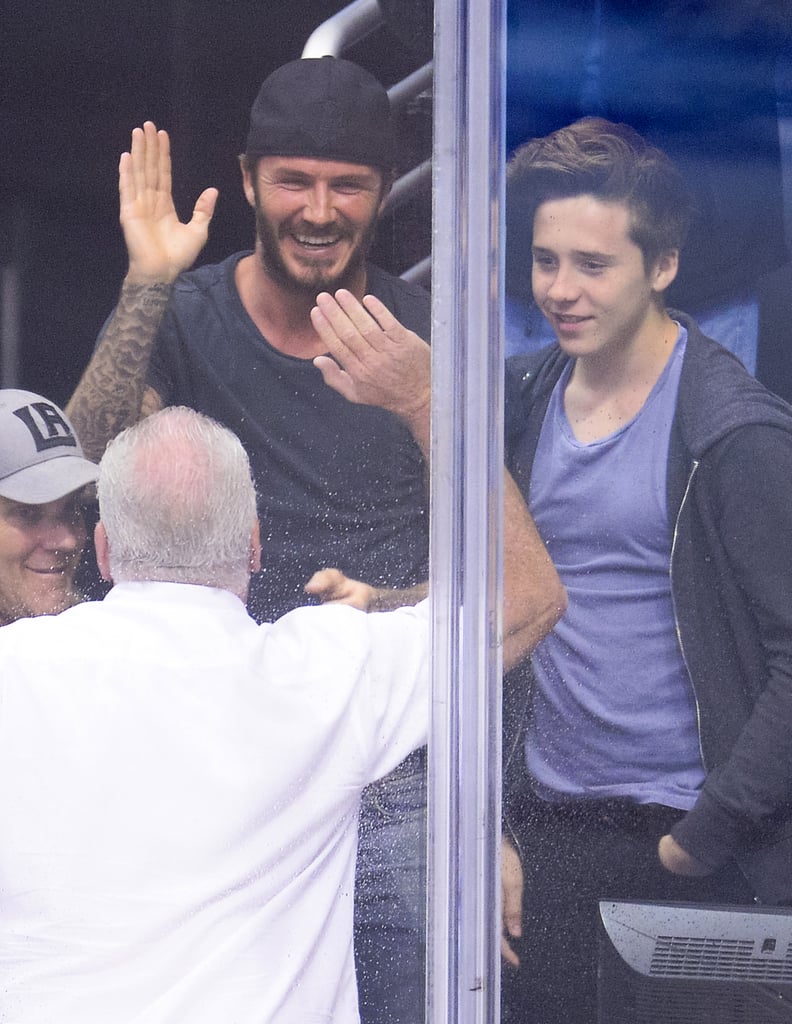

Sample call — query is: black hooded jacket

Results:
[504,313,792,904]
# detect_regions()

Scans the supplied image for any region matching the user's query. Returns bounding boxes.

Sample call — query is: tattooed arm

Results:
[66,121,217,461]
[66,284,168,461]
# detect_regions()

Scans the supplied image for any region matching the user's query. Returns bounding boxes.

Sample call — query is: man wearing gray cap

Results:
[67,57,431,1023]
[0,389,97,627]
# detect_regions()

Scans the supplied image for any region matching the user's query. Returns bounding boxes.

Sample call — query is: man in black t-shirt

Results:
[67,57,431,1024]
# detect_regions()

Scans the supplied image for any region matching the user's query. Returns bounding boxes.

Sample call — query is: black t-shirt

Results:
[148,253,431,623]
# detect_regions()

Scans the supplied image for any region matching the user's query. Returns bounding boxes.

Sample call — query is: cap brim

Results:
[0,456,99,504]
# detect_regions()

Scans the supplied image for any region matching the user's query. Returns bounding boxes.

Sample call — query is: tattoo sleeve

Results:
[66,281,170,461]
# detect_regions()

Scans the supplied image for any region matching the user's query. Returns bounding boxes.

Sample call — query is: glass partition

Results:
[428,2,506,1022]
[499,4,792,1024]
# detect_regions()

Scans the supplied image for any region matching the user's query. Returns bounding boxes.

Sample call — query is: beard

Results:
[252,204,380,297]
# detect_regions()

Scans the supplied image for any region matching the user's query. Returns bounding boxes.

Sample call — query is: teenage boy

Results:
[501,116,792,1024]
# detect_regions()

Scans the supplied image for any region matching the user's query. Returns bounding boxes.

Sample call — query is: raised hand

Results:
[311,289,431,431]
[120,121,218,284]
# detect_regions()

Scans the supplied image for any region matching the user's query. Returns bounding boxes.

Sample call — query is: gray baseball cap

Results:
[0,389,98,504]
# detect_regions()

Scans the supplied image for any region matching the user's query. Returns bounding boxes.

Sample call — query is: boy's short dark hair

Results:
[506,117,692,274]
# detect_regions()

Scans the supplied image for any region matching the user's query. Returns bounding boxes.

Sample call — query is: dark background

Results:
[0,0,431,406]
[4,0,792,406]
[505,0,792,313]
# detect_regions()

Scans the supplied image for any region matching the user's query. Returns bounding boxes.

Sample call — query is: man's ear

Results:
[94,522,113,583]
[651,249,679,295]
[239,155,256,208]
[249,519,262,575]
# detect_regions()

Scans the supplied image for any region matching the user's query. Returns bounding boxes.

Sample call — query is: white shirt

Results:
[0,581,430,1024]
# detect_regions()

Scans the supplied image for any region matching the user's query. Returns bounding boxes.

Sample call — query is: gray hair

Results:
[97,407,258,591]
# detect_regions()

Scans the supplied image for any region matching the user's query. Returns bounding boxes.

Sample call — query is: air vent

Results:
[649,935,792,981]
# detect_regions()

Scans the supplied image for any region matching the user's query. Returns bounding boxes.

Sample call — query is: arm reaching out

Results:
[67,122,217,460]
[305,568,429,612]
[304,569,376,611]
[310,290,566,669]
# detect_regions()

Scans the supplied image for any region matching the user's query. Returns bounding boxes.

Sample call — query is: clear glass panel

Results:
[502,4,792,1024]
[429,2,506,1022]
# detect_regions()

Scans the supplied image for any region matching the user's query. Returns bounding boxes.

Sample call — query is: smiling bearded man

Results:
[65,55,432,1024]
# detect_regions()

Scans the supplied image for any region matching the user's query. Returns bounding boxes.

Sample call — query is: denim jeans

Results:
[354,747,427,1024]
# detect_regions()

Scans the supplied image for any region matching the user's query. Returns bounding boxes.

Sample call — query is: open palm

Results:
[120,120,218,284]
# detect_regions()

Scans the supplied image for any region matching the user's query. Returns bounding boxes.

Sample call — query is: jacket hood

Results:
[673,311,792,458]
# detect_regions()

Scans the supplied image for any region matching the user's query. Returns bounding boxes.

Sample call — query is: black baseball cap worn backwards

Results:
[245,56,395,173]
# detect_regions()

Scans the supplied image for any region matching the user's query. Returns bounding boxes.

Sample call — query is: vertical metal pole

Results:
[428,1,506,1022]
[0,264,21,388]
[0,203,24,388]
